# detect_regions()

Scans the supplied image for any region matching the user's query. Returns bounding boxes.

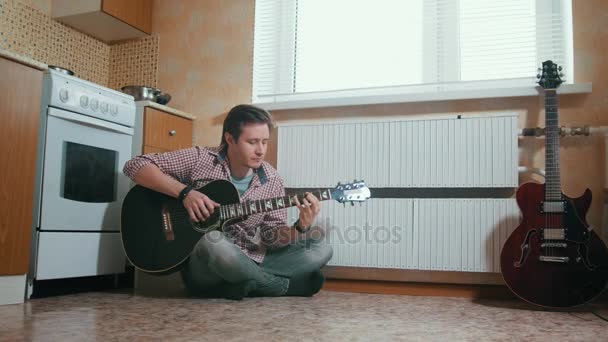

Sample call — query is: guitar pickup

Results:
[541,201,565,213]
[542,228,565,240]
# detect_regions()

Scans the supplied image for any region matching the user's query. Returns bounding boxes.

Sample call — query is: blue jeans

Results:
[181,230,333,297]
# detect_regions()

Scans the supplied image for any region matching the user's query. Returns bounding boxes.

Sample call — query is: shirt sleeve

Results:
[259,175,289,249]
[122,146,202,184]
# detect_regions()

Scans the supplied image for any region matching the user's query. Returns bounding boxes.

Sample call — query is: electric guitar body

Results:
[501,182,608,307]
[500,60,608,308]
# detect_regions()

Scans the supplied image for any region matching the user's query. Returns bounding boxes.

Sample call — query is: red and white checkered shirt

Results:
[123,146,288,263]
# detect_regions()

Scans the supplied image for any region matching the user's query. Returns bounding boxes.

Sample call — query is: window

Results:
[252,0,573,108]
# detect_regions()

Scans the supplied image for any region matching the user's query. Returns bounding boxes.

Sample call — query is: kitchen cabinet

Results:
[0,56,43,304]
[133,104,194,156]
[52,0,152,42]
[143,107,193,152]
[101,0,152,34]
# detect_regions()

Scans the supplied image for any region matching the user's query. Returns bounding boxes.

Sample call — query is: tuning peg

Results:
[537,68,542,72]
[350,202,355,207]
[537,74,541,79]
[558,66,563,71]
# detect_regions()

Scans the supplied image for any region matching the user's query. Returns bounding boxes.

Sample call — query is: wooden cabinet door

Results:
[143,107,193,151]
[102,0,152,34]
[0,58,42,275]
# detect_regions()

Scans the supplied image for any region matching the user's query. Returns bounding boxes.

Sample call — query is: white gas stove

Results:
[28,69,136,297]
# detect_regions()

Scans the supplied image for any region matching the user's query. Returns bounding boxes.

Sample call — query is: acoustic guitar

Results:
[500,60,608,308]
[121,179,370,274]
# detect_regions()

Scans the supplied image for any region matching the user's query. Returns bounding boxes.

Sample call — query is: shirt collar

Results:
[209,146,268,185]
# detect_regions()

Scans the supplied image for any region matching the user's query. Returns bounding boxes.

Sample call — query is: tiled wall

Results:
[0,0,158,90]
[0,0,110,85]
[109,35,158,90]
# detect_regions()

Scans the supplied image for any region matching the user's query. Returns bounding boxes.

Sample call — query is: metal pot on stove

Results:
[120,85,171,105]
[49,65,75,76]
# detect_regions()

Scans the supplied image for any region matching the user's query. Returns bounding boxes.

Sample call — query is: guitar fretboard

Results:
[219,189,332,220]
[544,89,562,201]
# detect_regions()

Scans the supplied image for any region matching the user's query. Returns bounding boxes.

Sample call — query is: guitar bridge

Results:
[161,204,175,241]
[539,255,569,263]
[541,242,567,248]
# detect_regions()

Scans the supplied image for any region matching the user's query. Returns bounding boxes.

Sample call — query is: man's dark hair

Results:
[220,104,274,152]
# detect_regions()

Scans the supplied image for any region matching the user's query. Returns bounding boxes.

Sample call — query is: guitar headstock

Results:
[331,180,371,204]
[537,60,564,89]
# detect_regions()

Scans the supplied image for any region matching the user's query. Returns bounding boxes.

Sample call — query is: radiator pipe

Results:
[520,125,608,137]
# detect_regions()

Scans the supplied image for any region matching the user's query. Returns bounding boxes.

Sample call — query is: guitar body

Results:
[500,182,608,308]
[121,180,240,274]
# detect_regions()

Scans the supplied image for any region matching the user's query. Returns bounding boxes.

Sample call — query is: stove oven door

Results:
[39,107,133,232]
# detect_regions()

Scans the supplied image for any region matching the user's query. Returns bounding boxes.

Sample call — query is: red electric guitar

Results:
[500,60,608,308]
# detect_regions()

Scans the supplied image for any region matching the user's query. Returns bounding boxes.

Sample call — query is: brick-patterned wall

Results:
[0,0,159,90]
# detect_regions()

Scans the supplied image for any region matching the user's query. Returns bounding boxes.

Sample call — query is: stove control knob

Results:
[100,102,108,113]
[110,104,118,116]
[59,88,69,102]
[90,98,99,111]
[79,95,89,108]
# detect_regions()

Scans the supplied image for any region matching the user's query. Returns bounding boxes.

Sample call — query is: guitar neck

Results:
[219,189,333,220]
[544,88,561,201]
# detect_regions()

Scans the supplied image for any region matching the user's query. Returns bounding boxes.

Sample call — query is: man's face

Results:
[226,123,270,169]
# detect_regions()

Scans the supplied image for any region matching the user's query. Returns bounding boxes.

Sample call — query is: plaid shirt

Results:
[123,146,288,263]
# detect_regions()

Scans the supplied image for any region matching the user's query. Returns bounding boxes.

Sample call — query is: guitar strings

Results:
[166,191,325,225]
[547,90,559,258]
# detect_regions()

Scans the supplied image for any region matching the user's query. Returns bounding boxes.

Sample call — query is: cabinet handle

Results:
[169,130,177,136]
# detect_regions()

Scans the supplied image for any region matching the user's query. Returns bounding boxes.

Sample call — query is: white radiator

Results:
[287,199,520,272]
[277,113,518,188]
[278,113,520,272]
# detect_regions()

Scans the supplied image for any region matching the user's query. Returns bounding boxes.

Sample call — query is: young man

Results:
[123,104,333,299]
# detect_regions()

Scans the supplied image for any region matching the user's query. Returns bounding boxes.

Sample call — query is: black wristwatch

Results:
[294,219,311,233]
[177,184,194,201]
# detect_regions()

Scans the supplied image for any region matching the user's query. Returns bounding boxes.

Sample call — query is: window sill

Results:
[254,83,592,111]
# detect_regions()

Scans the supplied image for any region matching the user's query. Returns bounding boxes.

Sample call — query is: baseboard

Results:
[323,266,505,285]
[323,279,515,299]
[0,275,26,305]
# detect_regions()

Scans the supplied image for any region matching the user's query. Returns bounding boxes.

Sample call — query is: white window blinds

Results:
[252,0,572,107]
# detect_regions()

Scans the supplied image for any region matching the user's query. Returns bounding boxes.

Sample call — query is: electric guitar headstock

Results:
[537,60,564,89]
